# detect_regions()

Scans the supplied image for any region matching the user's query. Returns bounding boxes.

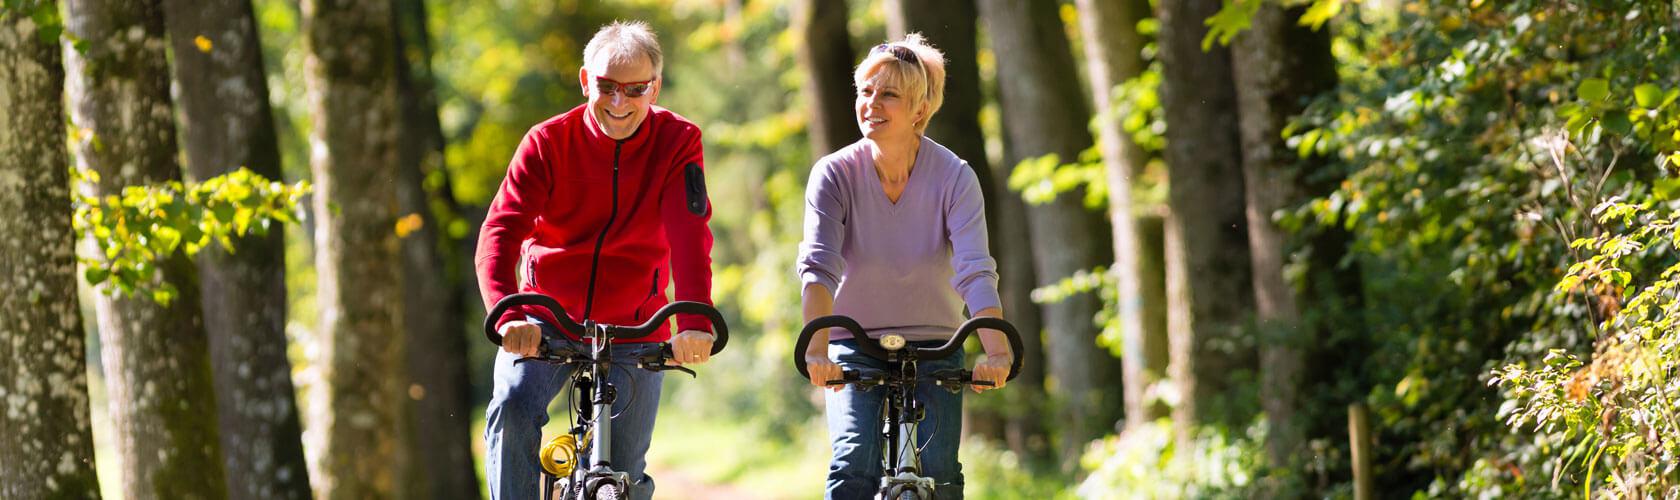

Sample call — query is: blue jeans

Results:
[825,339,965,500]
[485,319,665,500]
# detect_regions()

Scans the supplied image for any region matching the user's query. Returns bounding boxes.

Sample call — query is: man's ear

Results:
[578,67,591,96]
[649,77,662,103]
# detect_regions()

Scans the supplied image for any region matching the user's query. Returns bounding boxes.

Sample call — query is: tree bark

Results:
[301,0,408,497]
[791,0,861,157]
[979,0,1121,468]
[392,0,479,497]
[1075,0,1167,430]
[62,0,228,498]
[885,0,1051,457]
[1230,2,1336,478]
[1156,0,1256,438]
[161,0,313,496]
[0,5,102,497]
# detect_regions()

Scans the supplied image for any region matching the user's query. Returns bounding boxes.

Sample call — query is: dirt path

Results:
[649,467,767,500]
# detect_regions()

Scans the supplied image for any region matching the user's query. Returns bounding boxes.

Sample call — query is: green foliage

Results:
[70,167,309,305]
[2,0,64,44]
[1077,420,1266,499]
[1493,199,1680,497]
[1007,150,1107,209]
[1285,0,1680,496]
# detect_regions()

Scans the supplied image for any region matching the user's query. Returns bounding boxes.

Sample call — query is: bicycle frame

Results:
[794,316,1023,500]
[486,293,728,500]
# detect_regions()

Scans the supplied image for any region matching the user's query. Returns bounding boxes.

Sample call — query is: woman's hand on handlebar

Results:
[804,341,844,392]
[500,321,542,358]
[668,330,715,365]
[972,317,1012,393]
[971,349,1011,393]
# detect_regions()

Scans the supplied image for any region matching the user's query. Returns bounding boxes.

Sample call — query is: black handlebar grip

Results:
[792,315,870,380]
[483,293,580,345]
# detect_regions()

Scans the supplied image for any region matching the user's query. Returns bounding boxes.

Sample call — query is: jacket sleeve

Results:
[796,158,846,299]
[476,128,552,331]
[945,163,1001,314]
[660,126,716,333]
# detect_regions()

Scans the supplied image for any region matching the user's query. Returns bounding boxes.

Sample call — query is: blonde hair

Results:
[583,20,663,77]
[854,33,947,134]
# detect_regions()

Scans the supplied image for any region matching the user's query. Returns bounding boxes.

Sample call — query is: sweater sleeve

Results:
[946,162,1001,314]
[476,128,551,330]
[660,126,716,333]
[796,159,847,298]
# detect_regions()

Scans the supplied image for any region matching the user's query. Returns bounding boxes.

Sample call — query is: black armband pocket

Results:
[684,162,708,216]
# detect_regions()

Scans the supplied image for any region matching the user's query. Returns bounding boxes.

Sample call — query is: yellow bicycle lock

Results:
[540,428,593,477]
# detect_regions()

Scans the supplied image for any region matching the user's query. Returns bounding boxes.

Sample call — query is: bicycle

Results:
[485,292,729,500]
[793,315,1024,500]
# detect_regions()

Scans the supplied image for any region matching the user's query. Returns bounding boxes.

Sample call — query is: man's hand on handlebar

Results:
[500,321,542,358]
[668,330,715,365]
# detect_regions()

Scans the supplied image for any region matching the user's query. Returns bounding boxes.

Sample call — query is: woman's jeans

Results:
[825,339,965,500]
[485,318,665,500]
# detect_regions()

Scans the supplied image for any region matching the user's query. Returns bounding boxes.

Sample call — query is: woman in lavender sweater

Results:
[795,34,1014,500]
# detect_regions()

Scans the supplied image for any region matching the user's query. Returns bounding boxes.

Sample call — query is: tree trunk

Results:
[1156,0,1256,438]
[392,0,479,497]
[62,1,229,498]
[0,5,102,497]
[979,0,1121,468]
[884,0,1050,456]
[161,0,313,496]
[301,0,407,497]
[1230,2,1336,478]
[791,0,860,157]
[1075,0,1166,430]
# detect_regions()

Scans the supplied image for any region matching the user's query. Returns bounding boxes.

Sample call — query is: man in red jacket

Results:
[477,21,716,500]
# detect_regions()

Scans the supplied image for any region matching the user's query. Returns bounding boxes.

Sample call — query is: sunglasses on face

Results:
[594,76,655,98]
[871,43,920,67]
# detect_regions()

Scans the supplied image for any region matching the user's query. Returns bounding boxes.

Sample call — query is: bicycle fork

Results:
[882,376,936,498]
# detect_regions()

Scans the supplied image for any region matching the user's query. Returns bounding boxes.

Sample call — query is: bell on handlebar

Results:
[880,334,907,351]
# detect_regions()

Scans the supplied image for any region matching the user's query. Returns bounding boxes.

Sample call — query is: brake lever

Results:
[637,352,698,378]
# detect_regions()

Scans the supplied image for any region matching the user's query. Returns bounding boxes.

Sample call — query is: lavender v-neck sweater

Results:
[796,136,1001,342]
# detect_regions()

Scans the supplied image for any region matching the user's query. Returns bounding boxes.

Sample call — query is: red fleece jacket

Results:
[476,104,713,342]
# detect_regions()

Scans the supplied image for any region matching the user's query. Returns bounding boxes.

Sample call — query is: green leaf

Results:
[1602,110,1633,135]
[85,267,111,286]
[1634,83,1664,108]
[1297,0,1342,30]
[1578,78,1610,102]
[1202,0,1260,50]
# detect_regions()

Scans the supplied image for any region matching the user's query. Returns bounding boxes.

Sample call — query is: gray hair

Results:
[583,20,663,77]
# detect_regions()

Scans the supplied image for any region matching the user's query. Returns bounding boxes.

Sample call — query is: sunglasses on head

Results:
[594,76,655,98]
[871,43,920,67]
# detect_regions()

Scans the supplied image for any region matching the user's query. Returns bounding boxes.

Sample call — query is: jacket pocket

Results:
[634,269,660,322]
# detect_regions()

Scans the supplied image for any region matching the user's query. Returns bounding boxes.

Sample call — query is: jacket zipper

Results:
[581,141,622,320]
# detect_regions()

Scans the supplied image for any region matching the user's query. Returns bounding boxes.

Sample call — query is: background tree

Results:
[1155,0,1255,437]
[1074,0,1169,429]
[160,0,312,496]
[300,0,408,496]
[0,2,102,497]
[62,0,228,498]
[791,0,860,157]
[391,0,479,496]
[978,0,1121,468]
[1229,0,1338,482]
[884,0,1052,457]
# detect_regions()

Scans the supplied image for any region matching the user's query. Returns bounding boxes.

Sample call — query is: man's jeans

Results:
[485,319,665,500]
[825,339,965,500]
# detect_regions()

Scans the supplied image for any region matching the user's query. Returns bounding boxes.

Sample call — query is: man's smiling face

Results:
[580,54,659,140]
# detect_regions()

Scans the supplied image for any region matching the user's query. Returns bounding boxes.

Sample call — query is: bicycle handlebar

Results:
[792,314,1023,382]
[484,292,729,355]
